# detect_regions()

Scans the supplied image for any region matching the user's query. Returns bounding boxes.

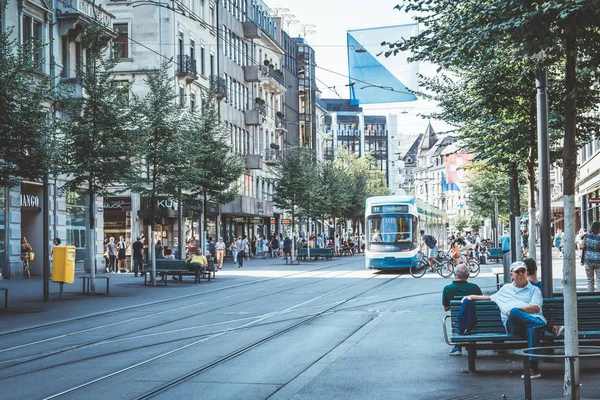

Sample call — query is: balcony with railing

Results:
[264,148,281,165]
[210,75,227,101]
[259,65,286,95]
[177,55,197,83]
[57,0,115,37]
[275,114,287,133]
[245,102,267,126]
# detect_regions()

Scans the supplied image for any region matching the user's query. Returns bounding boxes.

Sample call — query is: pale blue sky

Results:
[272,0,455,135]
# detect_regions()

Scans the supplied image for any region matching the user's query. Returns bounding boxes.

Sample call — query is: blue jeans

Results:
[506,308,546,367]
[189,263,205,282]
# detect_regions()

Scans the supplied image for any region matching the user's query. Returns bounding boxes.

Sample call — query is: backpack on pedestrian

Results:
[424,234,437,249]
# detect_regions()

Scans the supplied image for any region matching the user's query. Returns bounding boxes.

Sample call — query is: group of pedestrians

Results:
[104,236,129,273]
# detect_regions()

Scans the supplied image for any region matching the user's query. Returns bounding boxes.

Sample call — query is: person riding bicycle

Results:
[452,232,474,261]
[420,230,439,268]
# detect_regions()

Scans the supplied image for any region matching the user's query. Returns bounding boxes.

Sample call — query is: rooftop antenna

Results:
[299,23,317,38]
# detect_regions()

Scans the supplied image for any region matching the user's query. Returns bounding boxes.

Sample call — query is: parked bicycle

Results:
[410,251,454,278]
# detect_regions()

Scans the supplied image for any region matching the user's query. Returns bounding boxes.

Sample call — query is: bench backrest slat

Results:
[450,296,600,335]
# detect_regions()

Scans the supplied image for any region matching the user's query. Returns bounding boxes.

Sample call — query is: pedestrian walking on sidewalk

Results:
[106,237,117,273]
[21,237,33,278]
[215,237,225,269]
[132,236,144,277]
[583,221,600,292]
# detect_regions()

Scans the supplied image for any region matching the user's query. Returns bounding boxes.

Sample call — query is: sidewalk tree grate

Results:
[445,386,600,400]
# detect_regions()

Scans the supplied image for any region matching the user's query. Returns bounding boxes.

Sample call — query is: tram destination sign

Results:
[371,205,409,214]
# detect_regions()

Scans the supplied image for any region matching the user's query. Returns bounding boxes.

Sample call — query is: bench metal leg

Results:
[106,278,110,295]
[467,345,477,372]
[1,289,7,310]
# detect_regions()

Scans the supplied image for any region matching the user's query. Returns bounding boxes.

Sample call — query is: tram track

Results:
[0,259,360,338]
[0,260,372,369]
[39,271,403,400]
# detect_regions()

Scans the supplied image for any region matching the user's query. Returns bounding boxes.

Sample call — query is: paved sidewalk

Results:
[1,253,599,399]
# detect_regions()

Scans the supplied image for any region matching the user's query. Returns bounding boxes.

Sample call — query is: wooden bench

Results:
[79,276,110,295]
[443,296,600,372]
[0,287,7,309]
[297,248,334,261]
[143,259,216,285]
[487,247,504,262]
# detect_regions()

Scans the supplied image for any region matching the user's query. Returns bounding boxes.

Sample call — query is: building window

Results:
[190,39,196,62]
[190,91,196,111]
[210,53,215,76]
[199,0,205,20]
[200,46,205,75]
[113,23,129,58]
[22,15,43,70]
[209,5,215,26]
[179,86,185,107]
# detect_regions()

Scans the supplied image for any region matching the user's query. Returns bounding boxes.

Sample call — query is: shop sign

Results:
[104,198,131,211]
[270,217,276,223]
[20,194,40,209]
[156,198,178,210]
[281,219,291,225]
[97,207,103,213]
[588,198,600,204]
[184,203,202,212]
[232,217,246,223]
[249,218,263,224]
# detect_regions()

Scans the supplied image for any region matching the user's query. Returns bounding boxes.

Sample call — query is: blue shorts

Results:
[428,246,437,258]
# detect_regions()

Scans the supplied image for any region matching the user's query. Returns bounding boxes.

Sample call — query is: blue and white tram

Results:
[364,195,447,270]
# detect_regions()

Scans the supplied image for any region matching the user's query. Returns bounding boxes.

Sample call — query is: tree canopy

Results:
[0,2,56,186]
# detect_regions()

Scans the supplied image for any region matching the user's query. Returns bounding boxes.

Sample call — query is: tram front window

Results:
[367,214,414,244]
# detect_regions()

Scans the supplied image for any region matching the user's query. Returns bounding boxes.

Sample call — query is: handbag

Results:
[29,252,35,261]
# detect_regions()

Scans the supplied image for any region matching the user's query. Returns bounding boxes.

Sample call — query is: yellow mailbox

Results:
[52,246,76,284]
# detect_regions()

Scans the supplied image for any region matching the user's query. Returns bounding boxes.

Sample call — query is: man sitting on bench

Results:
[187,248,208,284]
[462,261,547,380]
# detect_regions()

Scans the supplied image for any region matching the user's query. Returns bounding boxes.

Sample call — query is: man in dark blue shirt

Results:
[442,264,482,356]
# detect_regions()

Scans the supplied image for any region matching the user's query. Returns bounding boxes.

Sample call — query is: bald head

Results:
[455,264,470,280]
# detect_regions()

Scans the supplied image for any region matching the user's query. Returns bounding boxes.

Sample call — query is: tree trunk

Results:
[150,193,156,286]
[88,191,96,294]
[201,192,207,257]
[563,23,580,400]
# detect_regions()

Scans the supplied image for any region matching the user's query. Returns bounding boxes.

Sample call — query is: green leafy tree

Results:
[386,2,600,392]
[313,161,350,229]
[128,63,190,283]
[57,21,137,292]
[451,215,470,234]
[184,89,245,252]
[466,170,511,223]
[273,147,319,238]
[0,1,56,186]
[332,147,390,233]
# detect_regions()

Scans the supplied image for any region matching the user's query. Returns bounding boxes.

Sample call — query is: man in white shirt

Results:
[463,261,551,380]
[214,237,226,269]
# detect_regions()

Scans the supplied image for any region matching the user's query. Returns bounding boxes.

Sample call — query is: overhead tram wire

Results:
[114,2,413,104]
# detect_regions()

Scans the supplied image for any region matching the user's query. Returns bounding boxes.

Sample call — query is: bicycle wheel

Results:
[410,259,428,278]
[437,260,454,278]
[467,259,481,277]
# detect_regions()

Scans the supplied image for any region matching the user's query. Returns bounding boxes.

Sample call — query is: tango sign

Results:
[21,194,40,209]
